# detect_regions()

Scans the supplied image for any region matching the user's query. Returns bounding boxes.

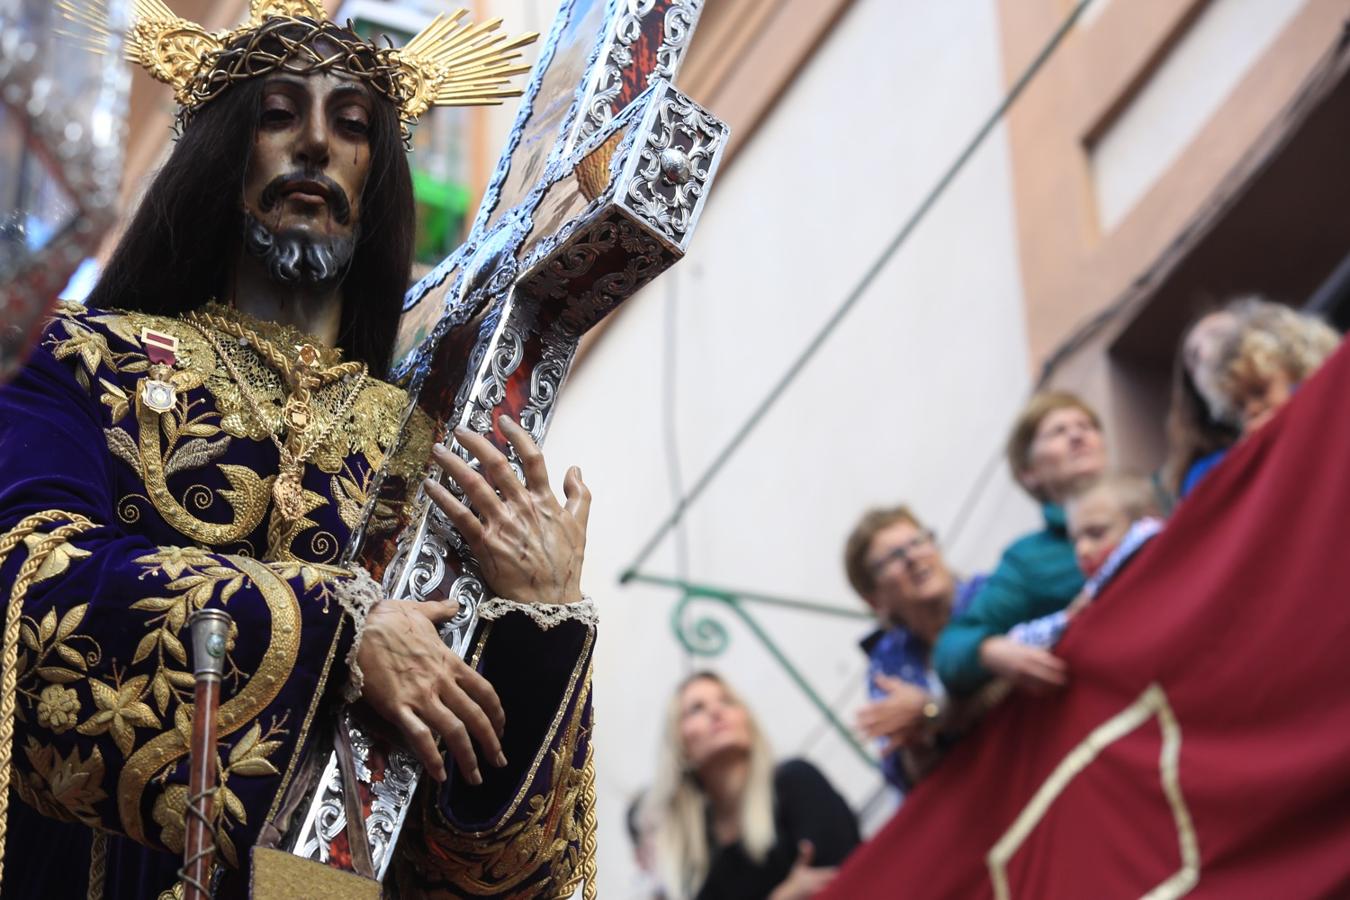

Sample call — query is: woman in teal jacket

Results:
[934,392,1107,694]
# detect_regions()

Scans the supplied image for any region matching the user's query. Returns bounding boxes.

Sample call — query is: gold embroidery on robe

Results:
[43,304,426,561]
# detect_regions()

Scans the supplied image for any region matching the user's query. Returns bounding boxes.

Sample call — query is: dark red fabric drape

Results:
[823,341,1350,900]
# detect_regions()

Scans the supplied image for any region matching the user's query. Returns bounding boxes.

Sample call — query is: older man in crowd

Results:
[845,506,986,790]
[935,391,1108,696]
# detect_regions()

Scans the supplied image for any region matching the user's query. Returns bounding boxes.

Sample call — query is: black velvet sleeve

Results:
[774,758,860,867]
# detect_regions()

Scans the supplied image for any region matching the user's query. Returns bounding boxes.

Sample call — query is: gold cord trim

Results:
[87,831,108,900]
[0,511,97,892]
[579,751,598,900]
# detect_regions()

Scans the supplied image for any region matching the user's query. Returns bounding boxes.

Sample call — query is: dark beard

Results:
[242,211,358,287]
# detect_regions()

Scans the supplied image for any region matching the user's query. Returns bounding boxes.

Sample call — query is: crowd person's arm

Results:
[933,550,1038,693]
[769,842,837,900]
[769,759,859,900]
[856,674,933,758]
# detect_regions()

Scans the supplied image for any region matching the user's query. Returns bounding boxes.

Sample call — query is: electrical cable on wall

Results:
[622,0,1098,583]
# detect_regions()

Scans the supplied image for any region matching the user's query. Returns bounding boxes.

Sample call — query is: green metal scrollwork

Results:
[636,573,878,771]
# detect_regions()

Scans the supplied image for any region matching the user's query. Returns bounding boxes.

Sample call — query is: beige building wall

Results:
[541,0,1038,894]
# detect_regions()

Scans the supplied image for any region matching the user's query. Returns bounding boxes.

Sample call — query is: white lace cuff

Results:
[477,595,597,631]
[335,566,382,702]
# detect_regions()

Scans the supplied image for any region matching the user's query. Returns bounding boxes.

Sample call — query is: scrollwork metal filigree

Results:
[624,85,727,249]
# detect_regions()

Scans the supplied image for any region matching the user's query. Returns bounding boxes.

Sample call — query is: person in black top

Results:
[645,672,860,900]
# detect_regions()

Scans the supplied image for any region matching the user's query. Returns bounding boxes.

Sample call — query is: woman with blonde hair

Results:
[644,672,858,900]
[1216,298,1341,435]
[1163,296,1340,499]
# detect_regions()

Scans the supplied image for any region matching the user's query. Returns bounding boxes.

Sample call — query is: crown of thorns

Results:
[59,0,537,142]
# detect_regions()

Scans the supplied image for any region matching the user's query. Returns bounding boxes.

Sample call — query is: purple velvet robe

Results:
[0,303,595,899]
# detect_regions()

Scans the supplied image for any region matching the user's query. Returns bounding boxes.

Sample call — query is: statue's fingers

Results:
[424,476,487,546]
[499,416,551,495]
[440,680,504,769]
[412,599,462,625]
[453,426,527,503]
[562,466,591,530]
[423,699,480,786]
[429,446,504,522]
[397,708,447,782]
[455,661,506,739]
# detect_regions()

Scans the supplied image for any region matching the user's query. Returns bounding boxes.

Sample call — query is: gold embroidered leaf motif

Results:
[218,463,274,520]
[22,738,108,826]
[56,603,88,642]
[55,644,88,671]
[20,623,40,652]
[78,675,162,757]
[174,704,193,746]
[132,630,161,666]
[220,574,245,603]
[162,630,188,665]
[163,436,230,479]
[220,785,246,825]
[230,722,262,763]
[227,722,282,777]
[89,313,144,349]
[151,672,171,715]
[22,537,93,584]
[229,757,279,778]
[105,427,142,472]
[39,608,57,642]
[331,474,367,530]
[166,669,195,690]
[35,667,82,684]
[165,574,216,615]
[218,829,240,869]
[130,596,179,613]
[99,378,130,423]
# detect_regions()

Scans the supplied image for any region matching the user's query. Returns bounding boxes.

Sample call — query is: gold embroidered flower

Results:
[36,685,80,734]
[76,674,161,757]
[136,546,217,579]
[49,323,114,378]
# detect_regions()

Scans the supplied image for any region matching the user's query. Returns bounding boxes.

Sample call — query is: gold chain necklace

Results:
[184,310,368,527]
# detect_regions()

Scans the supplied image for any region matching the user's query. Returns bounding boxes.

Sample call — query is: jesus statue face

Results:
[240,69,375,285]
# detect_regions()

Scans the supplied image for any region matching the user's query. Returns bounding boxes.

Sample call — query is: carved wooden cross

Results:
[281,0,728,883]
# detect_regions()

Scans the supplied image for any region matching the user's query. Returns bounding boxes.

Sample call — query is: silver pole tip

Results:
[189,608,233,679]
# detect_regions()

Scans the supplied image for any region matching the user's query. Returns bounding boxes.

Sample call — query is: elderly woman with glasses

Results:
[843,506,987,790]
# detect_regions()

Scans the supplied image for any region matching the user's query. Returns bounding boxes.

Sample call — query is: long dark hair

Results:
[87,41,413,378]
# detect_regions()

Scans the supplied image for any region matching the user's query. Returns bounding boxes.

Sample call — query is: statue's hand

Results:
[357,598,507,783]
[425,415,590,606]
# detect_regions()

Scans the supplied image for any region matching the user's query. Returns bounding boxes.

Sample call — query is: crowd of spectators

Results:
[628,295,1342,900]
